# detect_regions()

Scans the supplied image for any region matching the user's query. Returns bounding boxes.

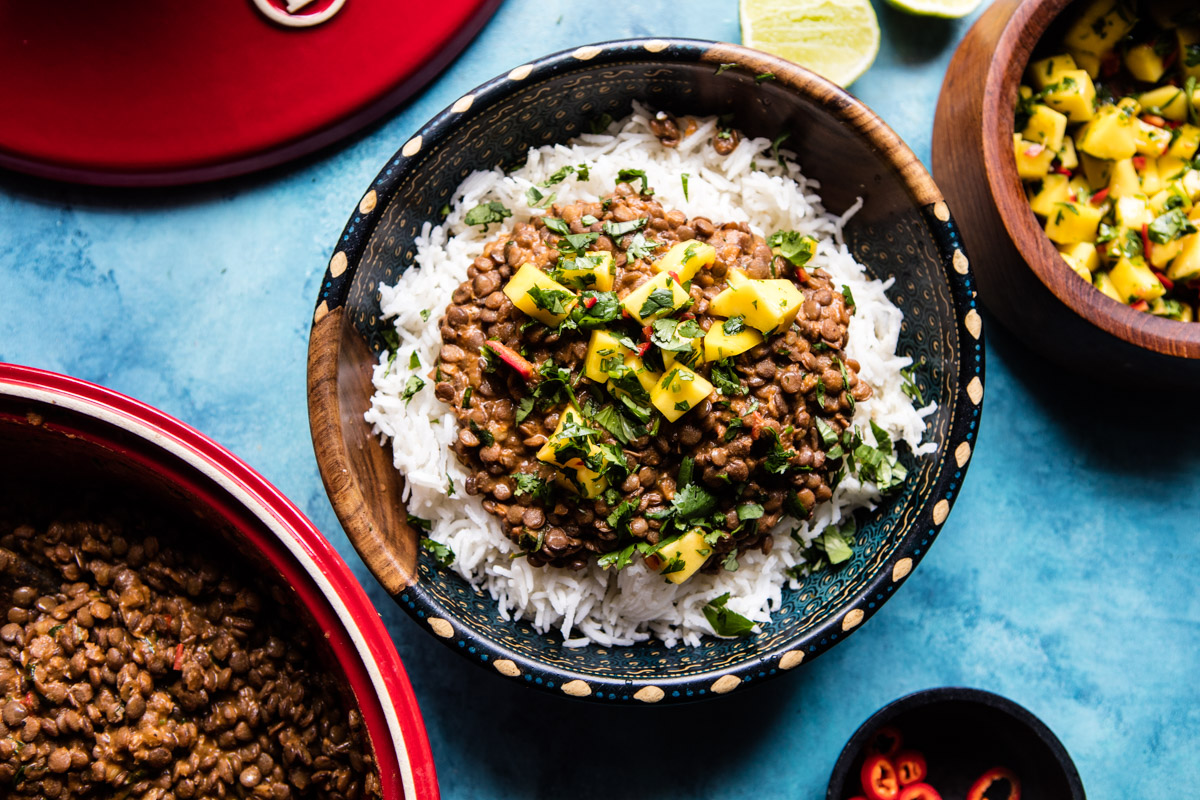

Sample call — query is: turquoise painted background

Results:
[1,0,1197,796]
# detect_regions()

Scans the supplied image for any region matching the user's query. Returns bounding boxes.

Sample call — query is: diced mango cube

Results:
[1139,85,1189,122]
[1109,257,1166,302]
[1107,158,1141,198]
[1167,232,1200,282]
[1150,237,1184,269]
[651,240,716,283]
[1063,0,1136,58]
[1149,297,1194,322]
[1044,201,1105,244]
[503,263,578,325]
[1134,120,1172,157]
[1076,105,1138,160]
[584,330,630,384]
[1094,270,1123,301]
[648,529,712,584]
[1022,104,1069,153]
[1029,174,1073,217]
[536,407,594,468]
[1115,195,1152,228]
[1123,43,1166,83]
[572,463,608,499]
[623,354,662,393]
[1138,157,1163,196]
[1070,49,1102,79]
[1080,152,1114,188]
[1059,135,1080,170]
[651,364,714,422]
[1166,125,1200,161]
[703,321,763,361]
[1014,135,1056,179]
[709,275,804,334]
[1041,69,1097,123]
[621,272,690,324]
[1059,242,1100,277]
[1028,54,1078,90]
[556,251,615,292]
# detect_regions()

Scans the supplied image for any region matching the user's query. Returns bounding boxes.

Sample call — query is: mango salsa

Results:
[503,262,578,325]
[709,268,805,333]
[583,330,630,384]
[651,240,717,283]
[651,364,714,422]
[703,321,763,361]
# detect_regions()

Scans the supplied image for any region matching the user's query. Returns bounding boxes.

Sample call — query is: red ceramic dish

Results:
[0,0,501,186]
[0,363,438,799]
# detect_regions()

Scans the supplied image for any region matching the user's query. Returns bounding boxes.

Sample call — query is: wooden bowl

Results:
[0,364,439,799]
[933,0,1200,386]
[825,687,1085,800]
[307,38,984,704]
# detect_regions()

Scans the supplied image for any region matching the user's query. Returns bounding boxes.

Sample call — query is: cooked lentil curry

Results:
[432,169,907,583]
[0,503,380,799]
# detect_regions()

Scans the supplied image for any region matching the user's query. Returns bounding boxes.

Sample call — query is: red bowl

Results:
[0,363,438,800]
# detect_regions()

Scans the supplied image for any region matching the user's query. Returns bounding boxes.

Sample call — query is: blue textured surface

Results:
[0,1,1195,797]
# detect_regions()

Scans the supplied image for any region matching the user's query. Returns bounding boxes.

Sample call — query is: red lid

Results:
[0,0,501,185]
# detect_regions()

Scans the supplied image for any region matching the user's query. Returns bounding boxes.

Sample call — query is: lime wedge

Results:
[739,0,881,88]
[882,0,982,18]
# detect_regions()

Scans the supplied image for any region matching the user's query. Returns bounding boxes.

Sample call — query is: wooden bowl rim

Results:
[306,37,984,703]
[980,0,1200,358]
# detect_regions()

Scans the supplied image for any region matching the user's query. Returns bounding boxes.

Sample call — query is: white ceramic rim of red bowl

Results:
[0,365,430,800]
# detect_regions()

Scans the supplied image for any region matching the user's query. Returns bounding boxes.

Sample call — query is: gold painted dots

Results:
[633,686,665,703]
[572,45,602,60]
[313,300,329,324]
[711,675,741,695]
[842,608,865,631]
[967,376,984,405]
[953,249,969,275]
[932,499,950,525]
[643,39,669,52]
[955,441,972,468]
[401,136,422,158]
[779,650,805,670]
[493,659,520,678]
[561,680,591,698]
[508,64,533,81]
[965,308,982,340]
[933,201,950,222]
[451,94,475,114]
[892,557,913,582]
[328,251,348,278]
[427,618,453,638]
[358,190,377,215]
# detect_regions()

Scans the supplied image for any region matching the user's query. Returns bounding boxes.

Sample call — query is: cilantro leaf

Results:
[651,317,703,353]
[597,543,636,571]
[722,315,746,335]
[736,503,764,521]
[603,217,648,238]
[710,358,746,397]
[512,472,553,503]
[617,168,652,195]
[681,173,690,200]
[767,231,817,268]
[702,593,755,637]
[626,233,660,260]
[556,231,600,256]
[526,285,573,316]
[594,404,640,445]
[639,286,679,320]
[1148,208,1197,244]
[542,216,571,235]
[672,483,716,520]
[463,201,511,231]
[420,537,455,567]
[401,376,425,405]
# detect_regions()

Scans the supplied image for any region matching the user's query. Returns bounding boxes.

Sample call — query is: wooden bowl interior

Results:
[983,0,1200,357]
[309,41,981,691]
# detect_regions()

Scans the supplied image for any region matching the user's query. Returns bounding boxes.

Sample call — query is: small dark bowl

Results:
[307,38,984,704]
[827,687,1086,800]
[933,0,1200,387]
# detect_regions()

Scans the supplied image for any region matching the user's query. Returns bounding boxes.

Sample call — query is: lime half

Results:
[739,0,881,88]
[883,0,982,19]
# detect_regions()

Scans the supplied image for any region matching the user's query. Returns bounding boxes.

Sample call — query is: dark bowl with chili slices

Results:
[826,687,1086,800]
[307,38,984,704]
[0,364,439,799]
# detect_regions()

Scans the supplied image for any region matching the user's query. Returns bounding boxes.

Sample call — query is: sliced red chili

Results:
[1132,155,1146,171]
[583,295,597,309]
[1131,299,1150,312]
[1154,270,1175,290]
[893,750,927,785]
[897,783,942,800]
[1140,223,1152,260]
[642,325,653,341]
[966,767,1021,800]
[861,755,901,800]
[1141,114,1165,128]
[1089,187,1109,206]
[173,643,185,670]
[1053,165,1072,176]
[1100,51,1121,77]
[865,726,904,758]
[636,342,651,357]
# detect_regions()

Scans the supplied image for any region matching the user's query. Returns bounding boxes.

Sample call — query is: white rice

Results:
[364,105,936,648]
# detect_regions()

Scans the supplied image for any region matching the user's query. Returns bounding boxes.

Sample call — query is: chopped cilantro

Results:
[420,537,456,568]
[603,217,648,238]
[767,231,817,268]
[711,358,746,397]
[900,365,923,404]
[420,308,431,322]
[556,231,600,256]
[715,63,737,75]
[638,286,678,319]
[722,315,746,335]
[770,132,790,167]
[401,376,425,405]
[1148,208,1197,244]
[841,284,856,309]
[526,186,555,208]
[527,285,573,316]
[598,543,637,571]
[542,216,571,235]
[722,551,740,572]
[626,233,660,260]
[512,472,553,503]
[409,352,421,370]
[651,317,703,352]
[755,72,775,83]
[681,173,690,200]
[702,593,755,637]
[594,404,641,445]
[616,168,652,195]
[468,420,494,446]
[736,503,764,521]
[463,201,511,231]
[589,113,614,134]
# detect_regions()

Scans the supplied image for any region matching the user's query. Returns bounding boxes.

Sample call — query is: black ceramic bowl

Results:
[307,38,984,704]
[827,687,1085,799]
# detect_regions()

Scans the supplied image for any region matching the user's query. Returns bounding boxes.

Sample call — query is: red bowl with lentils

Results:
[0,363,438,799]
